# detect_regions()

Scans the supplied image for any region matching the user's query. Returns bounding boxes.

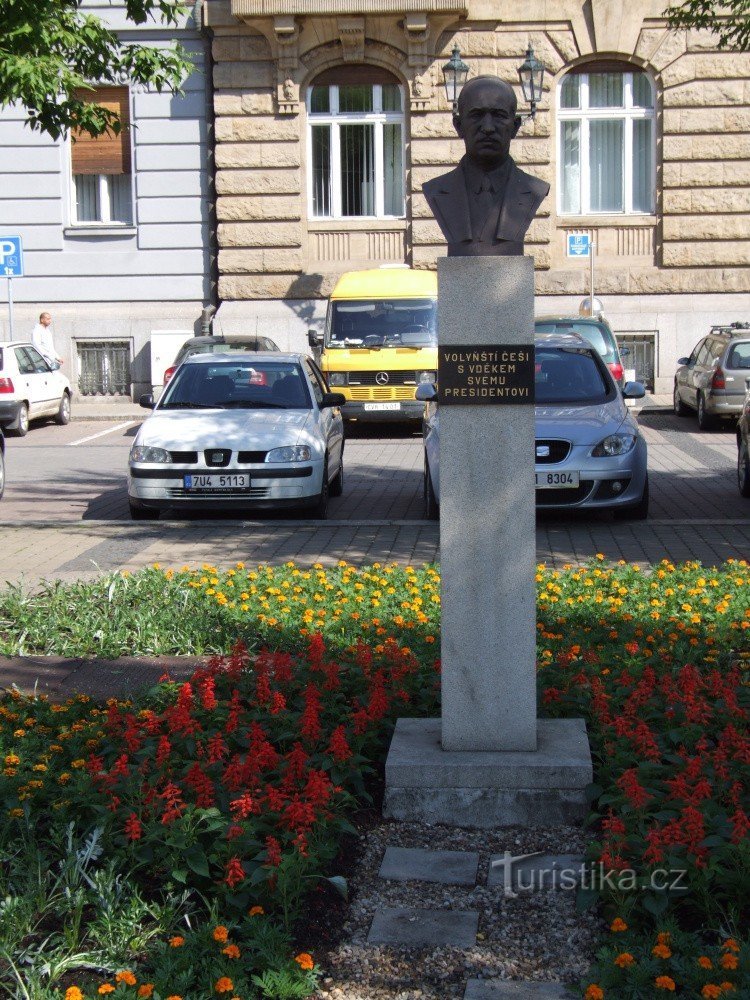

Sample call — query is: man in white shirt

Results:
[30,311,63,366]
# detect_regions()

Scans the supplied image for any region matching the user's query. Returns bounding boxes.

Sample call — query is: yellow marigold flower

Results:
[169,935,185,947]
[610,917,628,932]
[652,944,672,959]
[98,985,116,995]
[115,971,137,986]
[655,976,675,991]
[295,952,315,971]
[248,905,264,916]
[584,987,604,1000]
[13,729,25,738]
[213,925,229,943]
[698,956,713,969]
[215,977,234,993]
[65,988,84,1000]
[614,952,635,968]
[222,944,241,959]
[70,759,86,769]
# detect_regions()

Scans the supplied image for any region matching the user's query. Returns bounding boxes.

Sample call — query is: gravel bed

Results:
[312,820,602,1000]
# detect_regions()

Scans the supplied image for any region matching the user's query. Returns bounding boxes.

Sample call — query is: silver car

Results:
[418,333,648,519]
[673,323,750,430]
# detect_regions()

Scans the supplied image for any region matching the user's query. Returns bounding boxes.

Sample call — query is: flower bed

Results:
[0,557,748,998]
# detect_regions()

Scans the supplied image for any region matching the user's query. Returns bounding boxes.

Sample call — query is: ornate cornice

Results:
[232,0,466,14]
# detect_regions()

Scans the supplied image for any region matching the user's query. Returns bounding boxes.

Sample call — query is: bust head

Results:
[453,76,522,169]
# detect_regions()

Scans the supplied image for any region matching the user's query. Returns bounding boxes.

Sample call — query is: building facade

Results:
[0,2,214,398]
[207,0,750,391]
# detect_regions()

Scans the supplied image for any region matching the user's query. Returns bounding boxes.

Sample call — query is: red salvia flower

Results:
[265,835,282,867]
[269,691,287,715]
[124,813,142,841]
[224,855,245,888]
[327,725,352,762]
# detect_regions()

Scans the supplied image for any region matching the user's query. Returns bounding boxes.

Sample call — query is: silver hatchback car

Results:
[418,333,648,519]
[673,323,750,430]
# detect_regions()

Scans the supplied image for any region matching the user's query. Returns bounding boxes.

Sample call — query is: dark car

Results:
[535,316,629,388]
[737,375,750,497]
[163,335,281,385]
[674,322,750,430]
[0,425,4,500]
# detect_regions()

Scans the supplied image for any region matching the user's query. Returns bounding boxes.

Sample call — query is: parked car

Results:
[0,341,72,436]
[534,316,629,388]
[0,425,5,501]
[737,374,750,498]
[163,334,280,385]
[673,322,750,430]
[418,333,648,519]
[129,353,345,520]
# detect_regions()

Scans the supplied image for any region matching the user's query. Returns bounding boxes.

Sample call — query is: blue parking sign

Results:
[567,233,590,258]
[0,236,24,277]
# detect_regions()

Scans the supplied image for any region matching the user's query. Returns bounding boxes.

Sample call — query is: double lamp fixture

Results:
[441,43,545,120]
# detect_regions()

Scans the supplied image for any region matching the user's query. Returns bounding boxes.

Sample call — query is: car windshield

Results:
[328,298,437,349]
[183,340,276,360]
[160,360,311,410]
[535,348,612,404]
[535,321,616,363]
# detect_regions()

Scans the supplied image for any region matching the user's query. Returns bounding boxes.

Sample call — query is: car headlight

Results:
[591,433,637,457]
[265,446,312,463]
[130,445,171,464]
[416,370,437,383]
[327,372,347,386]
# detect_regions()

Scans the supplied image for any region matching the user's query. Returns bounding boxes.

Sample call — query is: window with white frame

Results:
[558,66,655,215]
[70,86,133,225]
[307,68,405,219]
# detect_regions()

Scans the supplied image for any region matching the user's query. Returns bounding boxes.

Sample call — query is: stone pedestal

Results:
[382,255,593,828]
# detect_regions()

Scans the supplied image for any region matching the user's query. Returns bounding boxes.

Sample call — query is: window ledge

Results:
[309,219,406,231]
[557,216,655,227]
[64,225,137,239]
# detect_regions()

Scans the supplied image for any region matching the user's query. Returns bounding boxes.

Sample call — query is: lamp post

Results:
[442,43,469,113]
[517,44,545,121]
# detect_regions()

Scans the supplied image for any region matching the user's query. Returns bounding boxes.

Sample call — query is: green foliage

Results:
[667,0,750,51]
[0,0,193,138]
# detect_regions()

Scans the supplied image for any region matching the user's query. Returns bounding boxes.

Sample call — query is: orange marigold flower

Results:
[169,935,185,947]
[656,932,671,946]
[248,905,264,916]
[723,939,740,952]
[215,978,234,994]
[222,944,241,959]
[115,971,137,986]
[166,996,184,1000]
[652,944,672,959]
[719,983,736,992]
[721,953,739,970]
[655,976,676,991]
[614,952,635,968]
[698,957,713,969]
[137,987,155,998]
[584,986,604,1000]
[294,952,315,971]
[701,987,722,1000]
[610,918,627,932]
[212,925,229,943]
[65,989,84,1000]
[98,986,116,995]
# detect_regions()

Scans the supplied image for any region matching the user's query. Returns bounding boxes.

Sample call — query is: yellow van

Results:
[309,266,437,422]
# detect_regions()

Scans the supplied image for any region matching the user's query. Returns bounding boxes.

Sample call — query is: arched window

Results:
[557,64,655,216]
[307,67,404,220]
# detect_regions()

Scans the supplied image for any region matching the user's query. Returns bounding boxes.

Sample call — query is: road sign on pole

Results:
[1,236,23,341]
[566,233,590,258]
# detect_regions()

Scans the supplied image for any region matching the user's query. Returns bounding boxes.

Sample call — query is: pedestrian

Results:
[31,311,63,366]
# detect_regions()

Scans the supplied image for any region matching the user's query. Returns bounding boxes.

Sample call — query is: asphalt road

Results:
[1,410,746,524]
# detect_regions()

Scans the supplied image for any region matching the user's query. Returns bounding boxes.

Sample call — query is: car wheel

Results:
[673,383,690,416]
[424,456,439,521]
[0,447,5,500]
[55,392,71,425]
[311,458,329,520]
[330,453,344,497]
[11,402,29,437]
[738,440,750,498]
[615,476,649,520]
[129,502,161,521]
[697,392,716,431]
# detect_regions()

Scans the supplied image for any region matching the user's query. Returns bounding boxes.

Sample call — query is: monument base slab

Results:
[383,717,593,829]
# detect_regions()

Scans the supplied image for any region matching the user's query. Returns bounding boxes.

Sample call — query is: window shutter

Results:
[71,87,131,176]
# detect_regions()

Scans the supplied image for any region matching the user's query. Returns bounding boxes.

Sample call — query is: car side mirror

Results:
[619,346,630,358]
[677,357,690,366]
[321,391,346,409]
[48,360,61,371]
[139,393,155,410]
[308,328,322,348]
[415,382,438,402]
[622,381,646,400]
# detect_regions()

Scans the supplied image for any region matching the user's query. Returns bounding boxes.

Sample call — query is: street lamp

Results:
[442,43,469,112]
[517,44,545,120]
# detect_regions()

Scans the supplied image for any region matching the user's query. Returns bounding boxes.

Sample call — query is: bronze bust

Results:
[422,75,549,256]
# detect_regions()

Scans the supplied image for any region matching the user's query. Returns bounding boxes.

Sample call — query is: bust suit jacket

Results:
[422,156,550,256]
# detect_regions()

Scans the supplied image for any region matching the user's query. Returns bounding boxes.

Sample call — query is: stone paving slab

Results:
[367,907,479,948]
[378,846,480,885]
[465,980,573,998]
[487,853,586,892]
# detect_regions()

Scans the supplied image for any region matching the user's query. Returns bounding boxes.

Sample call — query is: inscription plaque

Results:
[437,344,535,405]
